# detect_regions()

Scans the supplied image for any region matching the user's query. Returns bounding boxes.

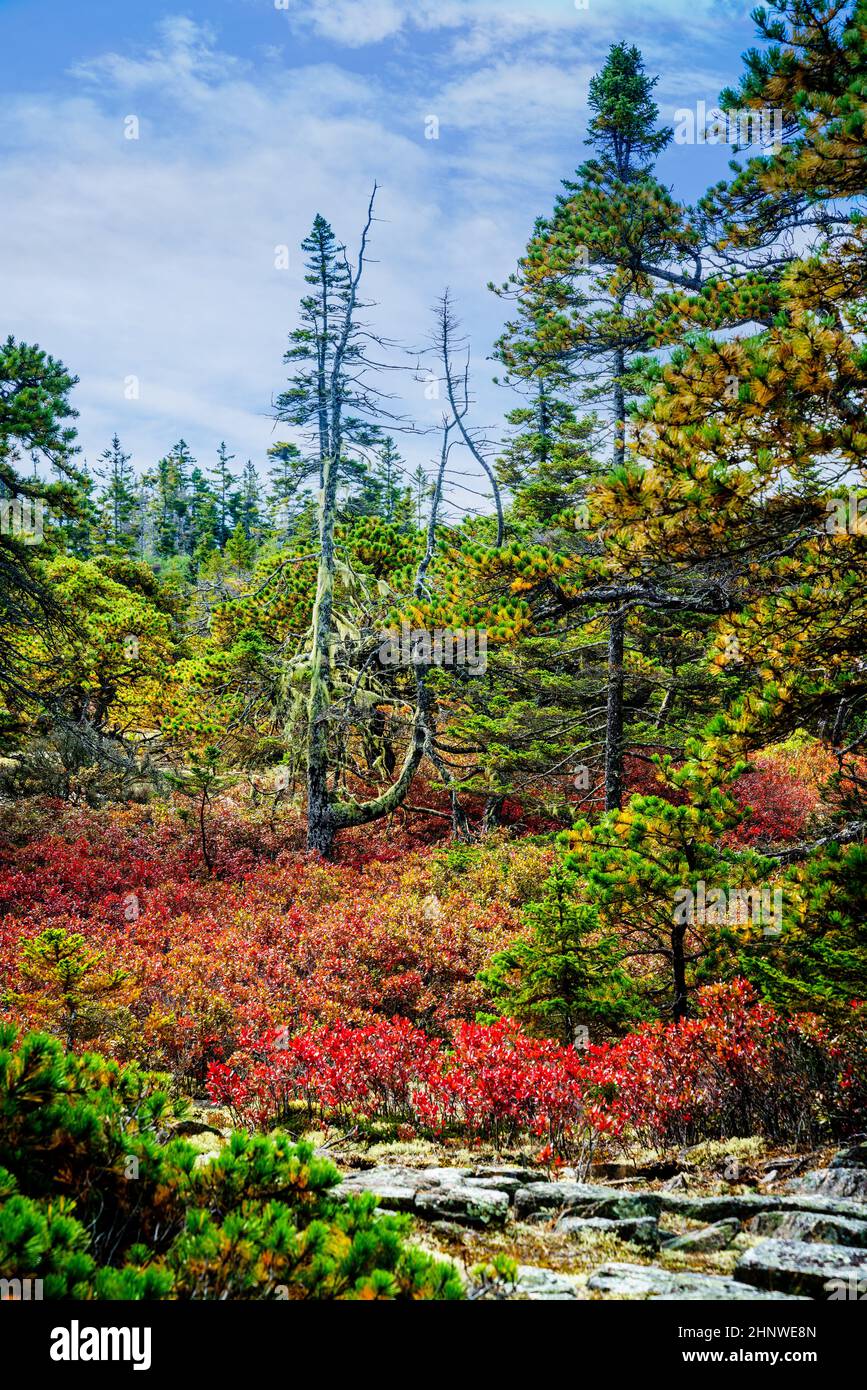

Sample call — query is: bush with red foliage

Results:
[4,802,864,1162]
[728,756,821,847]
[207,981,866,1158]
[0,800,520,1082]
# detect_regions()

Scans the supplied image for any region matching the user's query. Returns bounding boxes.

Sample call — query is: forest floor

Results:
[182,1102,867,1299]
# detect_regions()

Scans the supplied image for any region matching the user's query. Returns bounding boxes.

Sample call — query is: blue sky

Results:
[0,0,763,510]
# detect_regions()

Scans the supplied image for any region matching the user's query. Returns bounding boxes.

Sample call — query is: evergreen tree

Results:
[0,337,82,704]
[152,441,194,559]
[481,859,644,1041]
[94,435,137,554]
[236,460,263,542]
[189,466,219,563]
[266,442,311,542]
[373,437,405,524]
[276,199,429,855]
[210,441,237,549]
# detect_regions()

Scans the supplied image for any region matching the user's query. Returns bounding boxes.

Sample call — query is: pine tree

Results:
[236,460,263,542]
[481,859,644,1041]
[276,198,428,855]
[189,466,219,562]
[0,337,82,703]
[94,435,137,553]
[373,437,405,524]
[152,441,194,559]
[210,441,237,549]
[492,45,707,811]
[266,442,310,542]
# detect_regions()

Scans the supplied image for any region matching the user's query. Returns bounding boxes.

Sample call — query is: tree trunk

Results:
[605,607,625,811]
[671,924,689,1021]
[305,428,339,854]
[482,794,506,833]
[613,345,626,468]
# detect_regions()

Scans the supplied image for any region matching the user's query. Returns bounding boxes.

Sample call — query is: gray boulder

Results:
[659,1190,867,1222]
[415,1184,510,1227]
[514,1181,661,1222]
[749,1209,867,1247]
[339,1165,511,1225]
[338,1165,425,1212]
[663,1218,741,1253]
[736,1238,867,1298]
[830,1144,867,1170]
[471,1165,539,1184]
[512,1265,583,1300]
[788,1167,867,1200]
[588,1263,807,1300]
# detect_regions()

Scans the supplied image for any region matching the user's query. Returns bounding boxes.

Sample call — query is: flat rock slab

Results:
[658,1190,867,1222]
[515,1181,662,1221]
[338,1166,509,1225]
[556,1215,660,1250]
[415,1185,510,1226]
[788,1167,867,1200]
[736,1238,867,1298]
[512,1265,583,1300]
[339,1166,424,1213]
[749,1210,867,1247]
[663,1218,741,1253]
[830,1145,867,1170]
[588,1263,808,1301]
[471,1165,540,1184]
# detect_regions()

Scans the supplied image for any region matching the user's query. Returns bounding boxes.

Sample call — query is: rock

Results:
[830,1144,867,1170]
[339,1166,424,1213]
[749,1210,867,1247]
[339,1165,509,1225]
[588,1263,807,1301]
[735,1238,867,1298]
[749,1211,788,1237]
[514,1181,662,1222]
[788,1167,867,1199]
[761,1155,807,1172]
[556,1215,659,1250]
[592,1161,658,1181]
[663,1218,741,1253]
[658,1190,867,1222]
[513,1265,582,1300]
[170,1119,225,1138]
[419,1166,472,1184]
[192,1151,220,1170]
[662,1172,691,1192]
[471,1165,539,1184]
[429,1220,469,1239]
[415,1185,509,1227]
[465,1175,525,1196]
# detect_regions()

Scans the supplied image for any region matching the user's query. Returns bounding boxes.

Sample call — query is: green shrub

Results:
[479,860,647,1041]
[0,1025,462,1300]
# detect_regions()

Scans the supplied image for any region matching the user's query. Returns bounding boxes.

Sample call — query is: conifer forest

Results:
[1,0,867,1355]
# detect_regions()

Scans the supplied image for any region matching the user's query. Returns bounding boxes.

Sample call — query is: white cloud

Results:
[0,10,739,501]
[71,17,243,97]
[1,18,536,489]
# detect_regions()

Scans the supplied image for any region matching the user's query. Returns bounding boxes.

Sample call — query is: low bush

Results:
[208,981,867,1160]
[0,1026,462,1300]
